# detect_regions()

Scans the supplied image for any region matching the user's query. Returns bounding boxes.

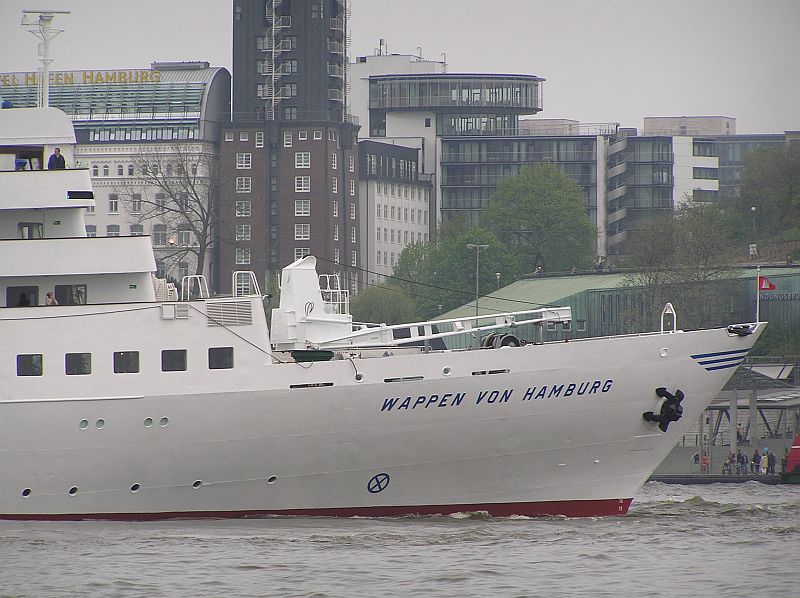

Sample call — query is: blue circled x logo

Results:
[367,473,390,494]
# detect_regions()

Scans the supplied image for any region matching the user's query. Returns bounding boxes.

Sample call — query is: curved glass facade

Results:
[368,75,543,113]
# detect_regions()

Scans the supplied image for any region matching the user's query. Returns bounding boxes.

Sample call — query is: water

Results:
[1,482,797,597]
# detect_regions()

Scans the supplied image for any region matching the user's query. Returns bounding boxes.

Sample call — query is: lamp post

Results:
[467,243,489,348]
[495,272,501,290]
[750,206,757,259]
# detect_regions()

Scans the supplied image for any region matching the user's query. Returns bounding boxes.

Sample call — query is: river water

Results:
[1,482,796,597]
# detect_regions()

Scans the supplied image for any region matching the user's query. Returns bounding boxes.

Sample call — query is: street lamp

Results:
[467,243,489,348]
[495,272,501,290]
[750,206,757,259]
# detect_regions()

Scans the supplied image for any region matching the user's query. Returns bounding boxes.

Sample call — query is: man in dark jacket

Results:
[47,147,66,169]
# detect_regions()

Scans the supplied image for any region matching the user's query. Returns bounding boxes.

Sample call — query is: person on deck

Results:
[47,147,66,169]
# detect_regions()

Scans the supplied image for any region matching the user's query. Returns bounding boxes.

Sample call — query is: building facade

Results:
[358,140,432,285]
[221,0,360,295]
[0,62,231,286]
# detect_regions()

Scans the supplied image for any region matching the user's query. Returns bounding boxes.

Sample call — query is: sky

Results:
[0,0,798,133]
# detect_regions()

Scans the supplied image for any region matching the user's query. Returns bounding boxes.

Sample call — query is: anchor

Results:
[643,387,684,432]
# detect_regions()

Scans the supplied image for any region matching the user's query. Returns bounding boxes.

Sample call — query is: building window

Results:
[235,200,251,217]
[376,203,381,218]
[295,176,311,192]
[235,248,251,264]
[295,152,311,168]
[376,228,381,241]
[283,83,298,97]
[331,153,337,169]
[299,130,308,140]
[351,251,357,267]
[333,224,339,240]
[103,165,109,176]
[161,349,187,372]
[108,194,119,214]
[208,347,234,370]
[176,226,192,246]
[65,353,92,376]
[295,199,311,216]
[349,155,355,172]
[349,179,355,195]
[283,131,292,147]
[107,225,120,237]
[376,250,381,264]
[404,208,409,222]
[390,206,396,220]
[332,177,338,193]
[350,227,356,243]
[16,354,43,376]
[130,224,144,236]
[225,131,234,142]
[390,229,395,243]
[332,201,338,217]
[314,130,323,140]
[334,248,340,264]
[113,351,139,374]
[153,224,167,246]
[255,131,264,148]
[240,132,249,142]
[425,117,432,128]
[117,165,124,176]
[284,106,298,120]
[236,153,252,169]
[284,59,298,74]
[92,165,98,176]
[350,204,356,219]
[295,223,310,240]
[294,247,310,260]
[235,224,251,241]
[236,177,252,193]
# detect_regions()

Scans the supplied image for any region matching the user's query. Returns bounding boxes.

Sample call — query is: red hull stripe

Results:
[1,498,633,521]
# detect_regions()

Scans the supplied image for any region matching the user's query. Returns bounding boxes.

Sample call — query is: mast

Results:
[20,9,70,108]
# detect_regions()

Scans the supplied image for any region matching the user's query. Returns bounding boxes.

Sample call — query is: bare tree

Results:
[116,142,218,280]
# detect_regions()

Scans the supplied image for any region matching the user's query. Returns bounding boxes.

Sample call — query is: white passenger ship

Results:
[0,107,764,520]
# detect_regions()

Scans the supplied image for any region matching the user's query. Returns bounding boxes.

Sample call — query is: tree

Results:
[350,284,417,325]
[116,142,219,280]
[392,229,524,319]
[480,163,596,273]
[623,202,741,331]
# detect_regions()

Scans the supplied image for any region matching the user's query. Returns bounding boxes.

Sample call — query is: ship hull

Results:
[0,306,762,520]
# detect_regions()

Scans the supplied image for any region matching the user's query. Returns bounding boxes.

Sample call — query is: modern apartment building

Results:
[220,0,360,294]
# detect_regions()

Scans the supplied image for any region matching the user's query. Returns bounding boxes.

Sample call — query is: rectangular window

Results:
[295,223,310,240]
[410,209,415,223]
[235,248,251,264]
[349,179,355,195]
[236,153,252,169]
[377,250,381,264]
[153,224,167,246]
[208,347,234,370]
[349,155,355,172]
[314,130,323,140]
[224,132,234,142]
[391,206,396,220]
[332,201,338,217]
[334,248,340,264]
[130,225,143,236]
[404,208,409,222]
[295,176,311,192]
[299,130,308,140]
[240,132,249,142]
[235,200,251,217]
[108,194,119,214]
[331,153,338,169]
[65,353,91,375]
[162,349,187,372]
[350,204,356,219]
[351,251,357,267]
[377,203,381,218]
[85,224,96,237]
[16,354,43,376]
[376,228,381,241]
[107,225,120,237]
[235,224,252,241]
[333,224,339,240]
[390,229,395,243]
[295,152,311,168]
[113,351,140,374]
[177,228,192,246]
[332,177,338,193]
[295,199,310,216]
[236,177,252,193]
[255,132,264,148]
[283,131,292,147]
[294,247,310,260]
[350,227,356,243]
[284,106,298,120]
[576,320,587,332]
[130,193,142,213]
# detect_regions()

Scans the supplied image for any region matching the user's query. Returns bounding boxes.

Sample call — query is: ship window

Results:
[18,222,43,239]
[208,347,234,369]
[17,354,43,376]
[113,351,140,374]
[65,353,92,375]
[7,286,38,307]
[162,349,187,372]
[55,284,87,306]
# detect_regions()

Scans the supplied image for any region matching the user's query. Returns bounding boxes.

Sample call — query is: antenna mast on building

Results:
[20,9,71,108]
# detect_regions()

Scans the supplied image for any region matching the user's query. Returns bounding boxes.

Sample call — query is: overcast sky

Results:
[1,0,797,133]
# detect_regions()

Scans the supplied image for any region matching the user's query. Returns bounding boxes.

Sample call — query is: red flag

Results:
[758,275,776,291]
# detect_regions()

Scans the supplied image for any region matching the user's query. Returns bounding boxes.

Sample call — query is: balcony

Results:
[329,17,344,31]
[327,41,344,55]
[329,89,344,102]
[328,64,344,78]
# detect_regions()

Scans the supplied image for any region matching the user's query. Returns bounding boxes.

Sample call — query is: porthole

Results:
[443,366,452,376]
[144,417,153,427]
[68,486,78,496]
[355,373,364,382]
[159,417,169,427]
[267,476,278,484]
[660,348,669,357]
[79,419,89,430]
[192,480,203,489]
[130,483,141,493]
[95,419,105,429]
[21,488,31,498]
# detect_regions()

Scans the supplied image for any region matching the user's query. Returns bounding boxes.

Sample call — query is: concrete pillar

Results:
[731,389,738,454]
[749,388,758,448]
